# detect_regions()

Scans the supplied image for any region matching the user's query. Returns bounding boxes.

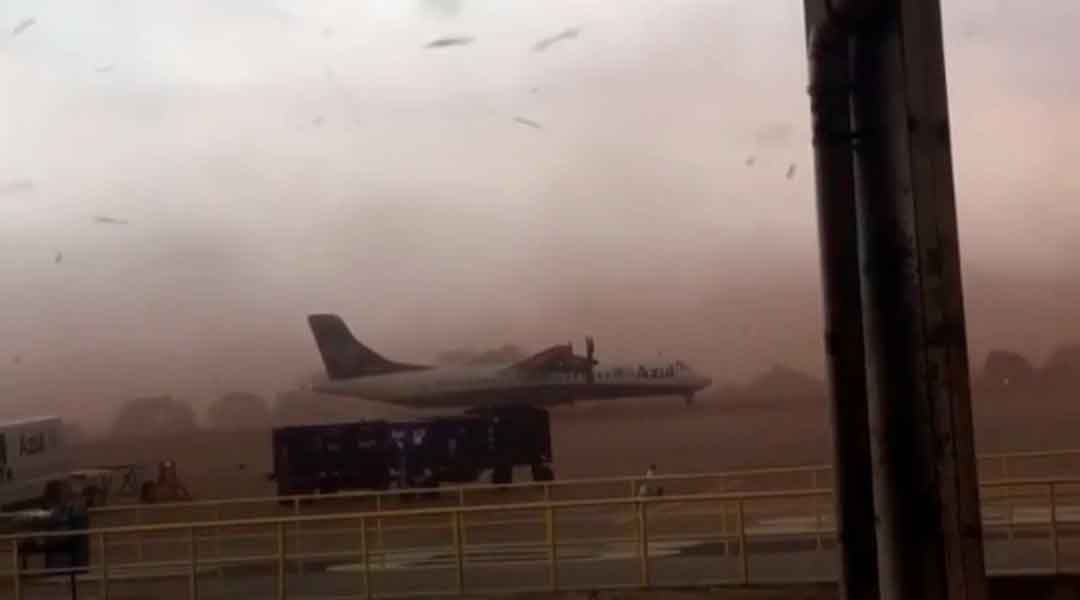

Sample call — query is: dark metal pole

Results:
[803,2,879,598]
[848,1,987,598]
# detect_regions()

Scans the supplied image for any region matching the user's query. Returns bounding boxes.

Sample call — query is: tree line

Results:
[104,344,1080,438]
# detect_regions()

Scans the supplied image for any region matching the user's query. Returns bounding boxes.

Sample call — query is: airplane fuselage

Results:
[312,360,712,408]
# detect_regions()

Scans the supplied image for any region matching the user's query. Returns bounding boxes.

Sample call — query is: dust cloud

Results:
[1,1,1079,433]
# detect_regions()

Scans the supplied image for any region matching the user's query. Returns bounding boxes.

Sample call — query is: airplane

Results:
[305,314,713,409]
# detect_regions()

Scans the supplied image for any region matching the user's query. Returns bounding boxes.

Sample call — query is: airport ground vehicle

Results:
[0,417,72,511]
[2,460,192,520]
[137,459,193,503]
[82,460,193,504]
[1,414,192,511]
[271,406,554,497]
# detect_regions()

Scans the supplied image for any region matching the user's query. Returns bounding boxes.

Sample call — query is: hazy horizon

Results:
[3,1,1079,428]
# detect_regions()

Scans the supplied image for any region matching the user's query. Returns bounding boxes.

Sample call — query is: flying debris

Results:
[95,64,115,73]
[513,117,542,130]
[533,27,581,52]
[745,156,756,167]
[785,163,797,180]
[425,35,474,49]
[94,216,128,225]
[54,251,63,264]
[11,18,35,37]
[12,354,21,365]
[321,26,334,39]
[312,115,325,127]
[530,87,540,94]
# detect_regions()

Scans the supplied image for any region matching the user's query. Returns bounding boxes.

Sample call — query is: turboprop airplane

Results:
[306,314,712,409]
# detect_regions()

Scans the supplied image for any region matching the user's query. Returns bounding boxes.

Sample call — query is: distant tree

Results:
[1044,344,1080,372]
[273,371,332,426]
[972,350,1037,415]
[272,379,414,427]
[978,350,1035,390]
[1039,344,1080,403]
[471,344,527,365]
[206,392,271,431]
[272,389,307,426]
[742,365,826,405]
[436,349,477,366]
[272,388,366,426]
[111,395,198,438]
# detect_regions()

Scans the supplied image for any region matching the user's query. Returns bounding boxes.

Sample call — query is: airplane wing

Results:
[505,344,577,373]
[504,341,596,378]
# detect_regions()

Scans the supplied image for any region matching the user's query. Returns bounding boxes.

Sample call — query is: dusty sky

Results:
[2,1,1079,426]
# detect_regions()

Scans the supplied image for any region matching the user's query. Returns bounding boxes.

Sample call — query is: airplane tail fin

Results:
[307,314,427,379]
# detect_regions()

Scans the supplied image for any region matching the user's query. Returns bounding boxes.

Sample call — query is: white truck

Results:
[0,416,73,511]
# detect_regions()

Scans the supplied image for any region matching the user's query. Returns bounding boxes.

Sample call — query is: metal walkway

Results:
[4,450,1080,599]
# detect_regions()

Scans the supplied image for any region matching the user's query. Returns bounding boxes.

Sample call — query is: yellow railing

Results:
[3,476,1080,599]
[65,447,1080,529]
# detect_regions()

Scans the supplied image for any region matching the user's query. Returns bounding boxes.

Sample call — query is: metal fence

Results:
[72,447,1080,531]
[4,476,1080,599]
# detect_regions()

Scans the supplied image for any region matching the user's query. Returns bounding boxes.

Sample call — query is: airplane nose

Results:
[699,376,713,389]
